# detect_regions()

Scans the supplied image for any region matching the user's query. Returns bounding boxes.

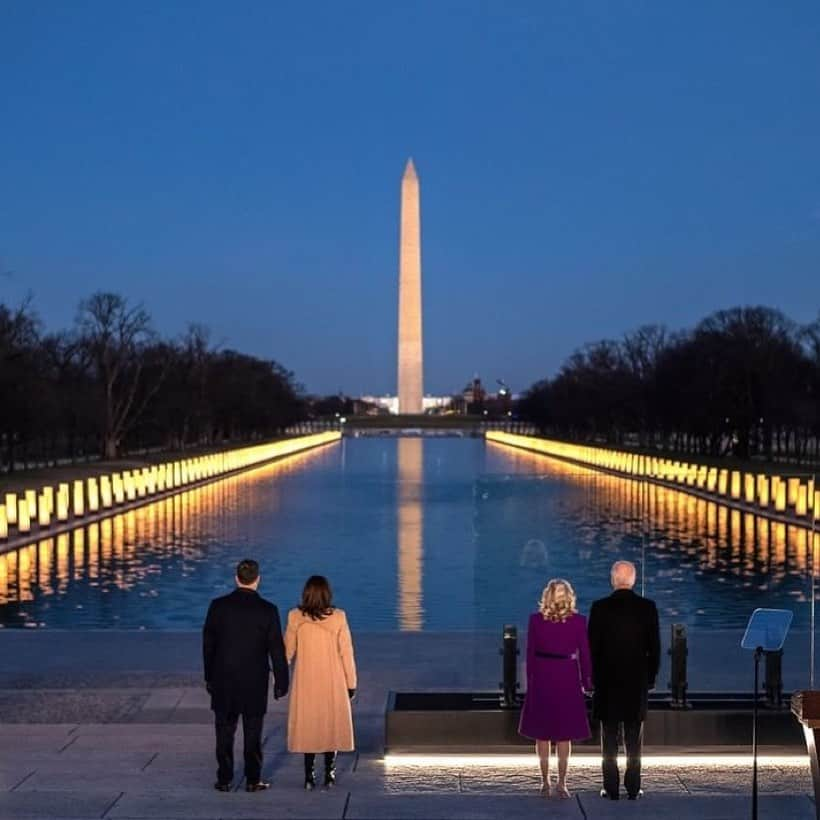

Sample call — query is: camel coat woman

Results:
[285,607,357,753]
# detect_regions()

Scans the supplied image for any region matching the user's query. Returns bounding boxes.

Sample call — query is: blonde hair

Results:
[539,579,577,623]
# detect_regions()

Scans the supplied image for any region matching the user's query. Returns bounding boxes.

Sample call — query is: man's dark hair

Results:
[236,559,260,585]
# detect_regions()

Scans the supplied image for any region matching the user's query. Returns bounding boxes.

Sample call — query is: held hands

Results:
[274,686,288,700]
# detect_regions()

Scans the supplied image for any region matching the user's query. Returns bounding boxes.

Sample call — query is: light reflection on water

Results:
[397,438,424,631]
[478,444,817,631]
[0,438,816,631]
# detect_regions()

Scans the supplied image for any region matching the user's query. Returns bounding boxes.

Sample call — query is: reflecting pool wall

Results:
[0,438,816,647]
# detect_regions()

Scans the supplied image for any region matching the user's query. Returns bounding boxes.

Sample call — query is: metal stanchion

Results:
[669,623,689,709]
[765,649,784,708]
[500,624,520,708]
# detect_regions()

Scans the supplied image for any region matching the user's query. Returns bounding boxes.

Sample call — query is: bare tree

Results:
[0,297,42,470]
[76,292,161,458]
[520,306,820,465]
[621,325,669,445]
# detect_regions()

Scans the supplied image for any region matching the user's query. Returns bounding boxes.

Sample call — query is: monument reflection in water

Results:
[397,437,424,631]
[0,437,816,633]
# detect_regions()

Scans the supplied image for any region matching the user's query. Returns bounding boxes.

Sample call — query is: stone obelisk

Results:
[397,158,424,414]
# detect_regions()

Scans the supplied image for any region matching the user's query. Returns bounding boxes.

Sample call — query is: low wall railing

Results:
[0,432,341,548]
[486,431,818,528]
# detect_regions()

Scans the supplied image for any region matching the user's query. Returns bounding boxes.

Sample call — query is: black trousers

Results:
[600,719,643,798]
[215,712,264,785]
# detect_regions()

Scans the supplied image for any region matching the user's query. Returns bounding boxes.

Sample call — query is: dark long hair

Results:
[299,575,334,621]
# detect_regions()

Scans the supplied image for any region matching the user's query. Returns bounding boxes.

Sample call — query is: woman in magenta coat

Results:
[519,579,592,798]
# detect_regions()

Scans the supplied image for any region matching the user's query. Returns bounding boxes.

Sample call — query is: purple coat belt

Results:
[534,650,578,660]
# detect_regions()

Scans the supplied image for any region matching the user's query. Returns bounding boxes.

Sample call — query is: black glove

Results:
[348,688,356,700]
[274,686,288,700]
[205,681,213,695]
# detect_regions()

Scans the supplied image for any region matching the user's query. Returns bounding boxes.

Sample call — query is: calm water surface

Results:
[0,438,815,632]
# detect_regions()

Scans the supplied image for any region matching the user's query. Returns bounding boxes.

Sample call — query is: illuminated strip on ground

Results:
[486,430,818,531]
[383,753,809,768]
[0,431,341,550]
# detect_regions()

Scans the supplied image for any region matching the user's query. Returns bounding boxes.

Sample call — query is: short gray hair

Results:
[611,560,636,589]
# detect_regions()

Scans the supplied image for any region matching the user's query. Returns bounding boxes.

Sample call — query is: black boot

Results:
[324,752,337,787]
[304,754,316,790]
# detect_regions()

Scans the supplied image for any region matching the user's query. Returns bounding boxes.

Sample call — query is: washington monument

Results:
[397,158,424,414]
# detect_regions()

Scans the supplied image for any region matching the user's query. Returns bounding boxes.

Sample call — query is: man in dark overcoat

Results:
[588,560,660,800]
[203,559,289,792]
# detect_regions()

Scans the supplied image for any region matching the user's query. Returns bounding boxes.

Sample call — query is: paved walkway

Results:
[0,720,814,819]
[0,631,815,818]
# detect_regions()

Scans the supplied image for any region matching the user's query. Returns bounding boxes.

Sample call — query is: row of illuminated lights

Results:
[487,432,818,522]
[0,432,341,541]
[492,435,820,559]
[0,472,296,595]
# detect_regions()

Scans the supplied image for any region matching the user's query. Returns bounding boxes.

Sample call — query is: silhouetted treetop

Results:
[0,292,305,470]
[519,306,820,464]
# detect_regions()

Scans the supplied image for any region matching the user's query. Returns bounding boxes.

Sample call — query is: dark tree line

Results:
[0,292,305,470]
[519,307,820,464]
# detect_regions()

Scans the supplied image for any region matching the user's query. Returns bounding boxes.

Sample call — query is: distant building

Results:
[359,395,452,415]
[447,375,519,416]
[352,398,389,416]
[359,377,517,417]
[462,375,486,406]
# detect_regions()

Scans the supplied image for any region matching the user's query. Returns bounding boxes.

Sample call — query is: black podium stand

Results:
[741,608,793,820]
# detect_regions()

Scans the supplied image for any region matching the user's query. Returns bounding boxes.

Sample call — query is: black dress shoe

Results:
[214,782,232,792]
[600,788,619,800]
[628,789,644,800]
[246,781,270,792]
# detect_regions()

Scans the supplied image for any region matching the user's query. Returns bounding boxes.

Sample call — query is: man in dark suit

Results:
[588,560,660,801]
[203,559,289,792]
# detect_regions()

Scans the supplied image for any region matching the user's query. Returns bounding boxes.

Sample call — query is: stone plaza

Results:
[0,630,815,819]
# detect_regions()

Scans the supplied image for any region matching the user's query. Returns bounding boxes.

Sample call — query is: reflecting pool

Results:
[0,437,816,632]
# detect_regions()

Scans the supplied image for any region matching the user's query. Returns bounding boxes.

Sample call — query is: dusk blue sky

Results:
[2,2,819,396]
